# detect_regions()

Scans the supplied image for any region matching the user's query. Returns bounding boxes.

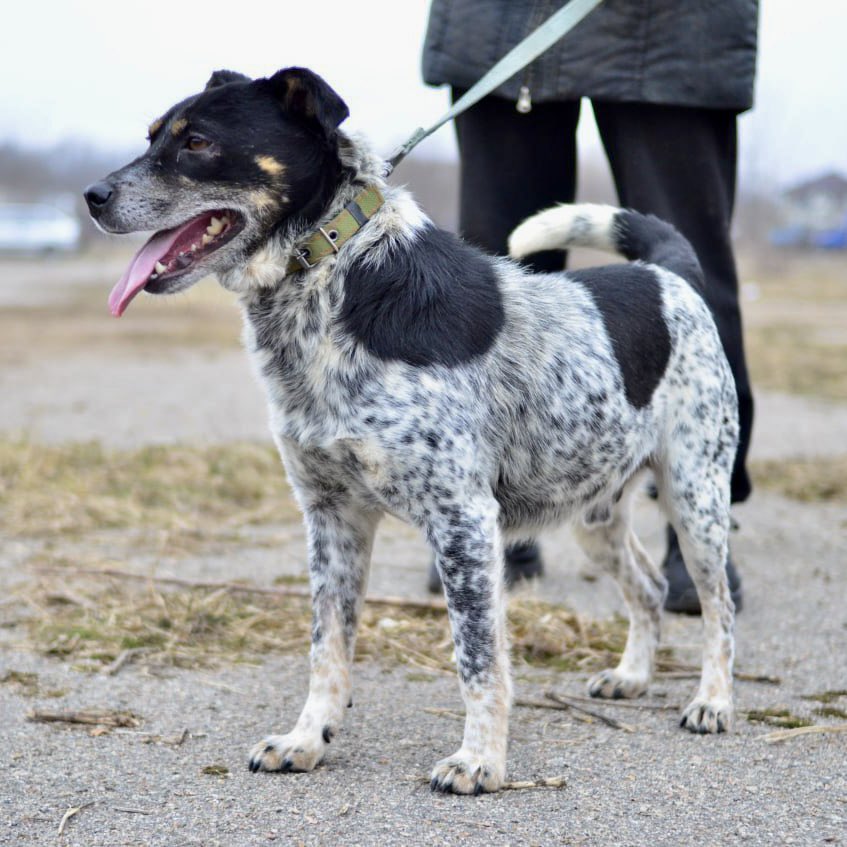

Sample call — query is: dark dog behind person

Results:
[422,0,758,614]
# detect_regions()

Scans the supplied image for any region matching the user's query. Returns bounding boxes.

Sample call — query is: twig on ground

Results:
[762,724,847,744]
[103,647,151,676]
[543,691,637,732]
[27,709,141,728]
[422,707,464,720]
[380,636,454,674]
[514,697,563,711]
[734,671,782,685]
[657,666,780,685]
[30,565,447,612]
[57,801,94,836]
[502,775,567,791]
[550,693,679,711]
[112,806,155,815]
[171,728,190,746]
[409,774,567,792]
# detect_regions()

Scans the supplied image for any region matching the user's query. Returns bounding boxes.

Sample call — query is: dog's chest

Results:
[241,289,365,441]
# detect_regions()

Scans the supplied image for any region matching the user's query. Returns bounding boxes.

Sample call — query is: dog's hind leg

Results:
[656,453,735,734]
[427,496,511,795]
[249,491,380,774]
[574,485,667,700]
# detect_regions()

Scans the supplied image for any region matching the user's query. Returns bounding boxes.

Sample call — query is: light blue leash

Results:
[385,0,604,174]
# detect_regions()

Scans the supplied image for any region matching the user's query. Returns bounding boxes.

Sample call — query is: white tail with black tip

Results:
[508,203,703,289]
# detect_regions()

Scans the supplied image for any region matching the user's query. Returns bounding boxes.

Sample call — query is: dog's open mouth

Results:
[109,210,243,316]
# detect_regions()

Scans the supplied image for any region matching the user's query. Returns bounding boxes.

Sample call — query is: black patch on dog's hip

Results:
[341,224,503,367]
[571,265,671,409]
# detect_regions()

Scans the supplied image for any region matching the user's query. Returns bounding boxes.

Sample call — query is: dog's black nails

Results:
[322,726,334,744]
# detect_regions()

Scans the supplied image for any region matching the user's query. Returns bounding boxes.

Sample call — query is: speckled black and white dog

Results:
[85,67,737,795]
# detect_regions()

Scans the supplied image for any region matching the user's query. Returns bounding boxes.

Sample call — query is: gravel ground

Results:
[2,265,846,846]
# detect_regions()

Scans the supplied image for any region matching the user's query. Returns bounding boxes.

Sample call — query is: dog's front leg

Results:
[249,500,379,774]
[428,499,511,795]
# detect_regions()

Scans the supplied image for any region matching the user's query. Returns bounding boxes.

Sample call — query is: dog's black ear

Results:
[267,67,349,137]
[205,69,251,90]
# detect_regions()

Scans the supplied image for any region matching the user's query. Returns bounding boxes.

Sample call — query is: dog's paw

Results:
[248,731,326,773]
[680,698,733,734]
[588,668,648,700]
[430,749,505,795]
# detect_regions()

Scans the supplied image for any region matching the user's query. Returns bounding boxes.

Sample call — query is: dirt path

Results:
[2,262,846,846]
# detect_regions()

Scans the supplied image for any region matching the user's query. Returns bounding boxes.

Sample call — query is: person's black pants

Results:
[454,95,753,503]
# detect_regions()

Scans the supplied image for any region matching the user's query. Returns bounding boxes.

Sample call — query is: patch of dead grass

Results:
[0,440,300,538]
[17,575,628,675]
[744,323,847,401]
[750,456,847,503]
[739,251,847,401]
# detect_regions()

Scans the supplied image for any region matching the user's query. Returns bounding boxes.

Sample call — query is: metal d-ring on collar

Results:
[292,229,338,271]
[287,186,384,274]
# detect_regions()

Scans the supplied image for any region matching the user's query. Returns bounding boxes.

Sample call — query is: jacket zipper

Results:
[517,0,553,113]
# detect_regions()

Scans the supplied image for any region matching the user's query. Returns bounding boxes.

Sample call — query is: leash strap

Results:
[385,0,604,173]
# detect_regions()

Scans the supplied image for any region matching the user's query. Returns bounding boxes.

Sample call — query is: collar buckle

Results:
[293,247,317,270]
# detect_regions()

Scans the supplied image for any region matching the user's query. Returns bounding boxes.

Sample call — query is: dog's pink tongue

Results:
[109,227,181,317]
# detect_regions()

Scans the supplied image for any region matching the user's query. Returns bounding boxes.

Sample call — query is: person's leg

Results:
[427,93,582,594]
[453,91,581,272]
[592,101,751,613]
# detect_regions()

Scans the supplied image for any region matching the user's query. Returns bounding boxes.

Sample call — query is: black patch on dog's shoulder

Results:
[341,224,503,367]
[571,264,671,409]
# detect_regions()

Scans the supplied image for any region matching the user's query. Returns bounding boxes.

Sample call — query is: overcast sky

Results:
[2,0,845,191]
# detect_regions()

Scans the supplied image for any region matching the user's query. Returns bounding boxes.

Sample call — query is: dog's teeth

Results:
[149,273,158,280]
[154,261,167,274]
[201,234,213,246]
[207,217,224,235]
[190,243,199,251]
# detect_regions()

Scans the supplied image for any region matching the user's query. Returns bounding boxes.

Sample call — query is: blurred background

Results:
[1,0,845,446]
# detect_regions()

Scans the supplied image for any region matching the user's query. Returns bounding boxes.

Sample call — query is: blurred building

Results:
[0,200,81,254]
[771,171,847,248]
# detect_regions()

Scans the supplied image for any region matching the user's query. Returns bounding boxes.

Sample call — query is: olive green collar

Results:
[287,185,384,274]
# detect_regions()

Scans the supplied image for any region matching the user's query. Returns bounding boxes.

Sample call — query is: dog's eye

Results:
[186,136,211,152]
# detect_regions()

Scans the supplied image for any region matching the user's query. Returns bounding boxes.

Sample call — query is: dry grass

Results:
[744,323,847,401]
[740,251,847,401]
[745,708,814,730]
[750,456,847,503]
[0,262,241,363]
[0,439,300,538]
[17,574,628,675]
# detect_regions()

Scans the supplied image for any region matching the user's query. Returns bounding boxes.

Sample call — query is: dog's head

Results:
[84,68,349,316]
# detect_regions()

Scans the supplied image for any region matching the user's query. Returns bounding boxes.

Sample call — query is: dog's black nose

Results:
[84,181,114,215]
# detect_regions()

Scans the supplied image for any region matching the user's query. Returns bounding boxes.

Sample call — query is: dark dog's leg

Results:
[249,498,379,773]
[427,498,511,795]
